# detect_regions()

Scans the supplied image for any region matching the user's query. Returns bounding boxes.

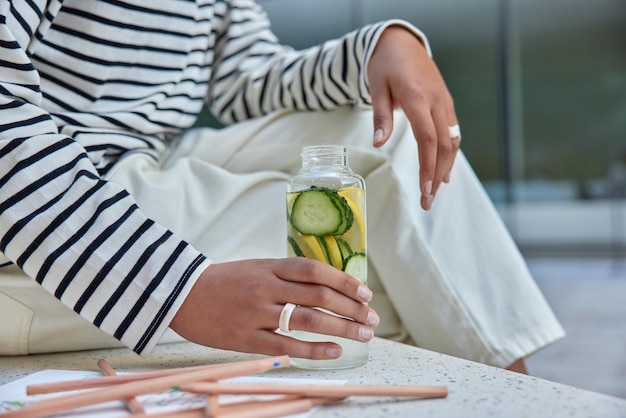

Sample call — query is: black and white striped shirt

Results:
[0,0,427,354]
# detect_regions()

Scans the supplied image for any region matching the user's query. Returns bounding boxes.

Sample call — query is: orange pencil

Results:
[217,398,313,418]
[128,397,340,418]
[5,355,290,418]
[96,359,145,414]
[179,381,449,399]
[27,362,240,395]
[214,396,338,418]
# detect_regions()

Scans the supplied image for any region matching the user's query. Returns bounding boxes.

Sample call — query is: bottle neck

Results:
[301,145,348,168]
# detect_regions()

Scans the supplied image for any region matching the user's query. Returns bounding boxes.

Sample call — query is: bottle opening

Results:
[301,145,347,157]
[301,145,347,167]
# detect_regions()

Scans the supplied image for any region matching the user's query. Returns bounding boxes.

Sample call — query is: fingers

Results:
[367,26,461,210]
[371,83,394,148]
[401,100,438,210]
[284,284,378,328]
[273,257,373,303]
[444,131,461,183]
[272,258,378,328]
[401,90,459,209]
[243,330,346,360]
[171,258,379,361]
[280,305,375,342]
[270,258,378,359]
[274,290,379,335]
[405,101,461,209]
[430,108,457,194]
[443,100,461,183]
[255,304,374,361]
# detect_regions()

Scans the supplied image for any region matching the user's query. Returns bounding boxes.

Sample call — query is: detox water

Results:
[286,145,368,369]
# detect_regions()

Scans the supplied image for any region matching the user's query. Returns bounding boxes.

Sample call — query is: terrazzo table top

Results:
[1,337,624,417]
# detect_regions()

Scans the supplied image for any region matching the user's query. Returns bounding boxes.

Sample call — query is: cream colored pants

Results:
[0,108,564,367]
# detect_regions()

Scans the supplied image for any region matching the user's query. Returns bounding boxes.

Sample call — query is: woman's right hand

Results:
[368,26,461,210]
[169,257,380,360]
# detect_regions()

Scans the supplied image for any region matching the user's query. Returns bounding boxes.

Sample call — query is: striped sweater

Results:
[0,0,428,354]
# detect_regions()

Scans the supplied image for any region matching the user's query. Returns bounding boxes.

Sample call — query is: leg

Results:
[1,107,564,362]
[157,107,565,368]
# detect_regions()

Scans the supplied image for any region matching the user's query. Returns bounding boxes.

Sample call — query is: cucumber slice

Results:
[326,190,353,235]
[287,236,304,257]
[291,188,352,236]
[343,252,367,284]
[336,237,353,265]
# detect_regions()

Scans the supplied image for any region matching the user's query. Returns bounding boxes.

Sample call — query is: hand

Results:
[170,258,379,360]
[368,25,461,210]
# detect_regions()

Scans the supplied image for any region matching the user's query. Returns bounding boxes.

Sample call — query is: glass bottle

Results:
[286,145,368,369]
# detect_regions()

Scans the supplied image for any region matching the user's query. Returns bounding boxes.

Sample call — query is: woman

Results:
[0,0,563,372]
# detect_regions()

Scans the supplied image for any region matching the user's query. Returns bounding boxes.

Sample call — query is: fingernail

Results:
[367,311,380,327]
[444,172,450,183]
[359,326,374,341]
[374,129,384,145]
[426,194,434,210]
[424,180,432,197]
[327,347,342,358]
[357,285,373,301]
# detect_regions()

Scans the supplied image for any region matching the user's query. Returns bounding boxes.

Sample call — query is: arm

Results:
[208,1,458,210]
[0,2,377,359]
[0,2,209,355]
[207,1,429,124]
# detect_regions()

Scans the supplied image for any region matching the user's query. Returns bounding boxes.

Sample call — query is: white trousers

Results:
[0,108,564,367]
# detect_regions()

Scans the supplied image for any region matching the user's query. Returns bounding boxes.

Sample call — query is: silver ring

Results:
[278,303,297,333]
[448,124,461,139]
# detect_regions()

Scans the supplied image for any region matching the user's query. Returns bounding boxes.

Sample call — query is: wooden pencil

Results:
[96,359,145,414]
[4,355,290,418]
[215,396,332,418]
[178,381,449,399]
[205,393,220,417]
[210,394,301,417]
[27,361,238,395]
[219,396,342,418]
[128,397,339,418]
[129,407,206,418]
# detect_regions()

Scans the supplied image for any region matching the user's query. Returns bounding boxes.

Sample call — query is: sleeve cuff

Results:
[357,19,433,109]
[128,255,213,356]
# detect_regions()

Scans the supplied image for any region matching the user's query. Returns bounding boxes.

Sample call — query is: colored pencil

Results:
[179,381,448,399]
[96,358,145,414]
[27,361,238,395]
[5,355,290,418]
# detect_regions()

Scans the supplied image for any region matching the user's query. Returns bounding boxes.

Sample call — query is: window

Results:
[259,0,626,255]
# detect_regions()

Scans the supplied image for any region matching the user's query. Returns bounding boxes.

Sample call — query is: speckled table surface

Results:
[1,337,624,417]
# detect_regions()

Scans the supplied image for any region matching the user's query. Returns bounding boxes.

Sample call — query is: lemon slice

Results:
[294,234,327,262]
[338,187,366,253]
[321,236,344,269]
[286,192,298,221]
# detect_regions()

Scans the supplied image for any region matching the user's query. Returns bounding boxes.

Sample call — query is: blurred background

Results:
[203,0,626,398]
